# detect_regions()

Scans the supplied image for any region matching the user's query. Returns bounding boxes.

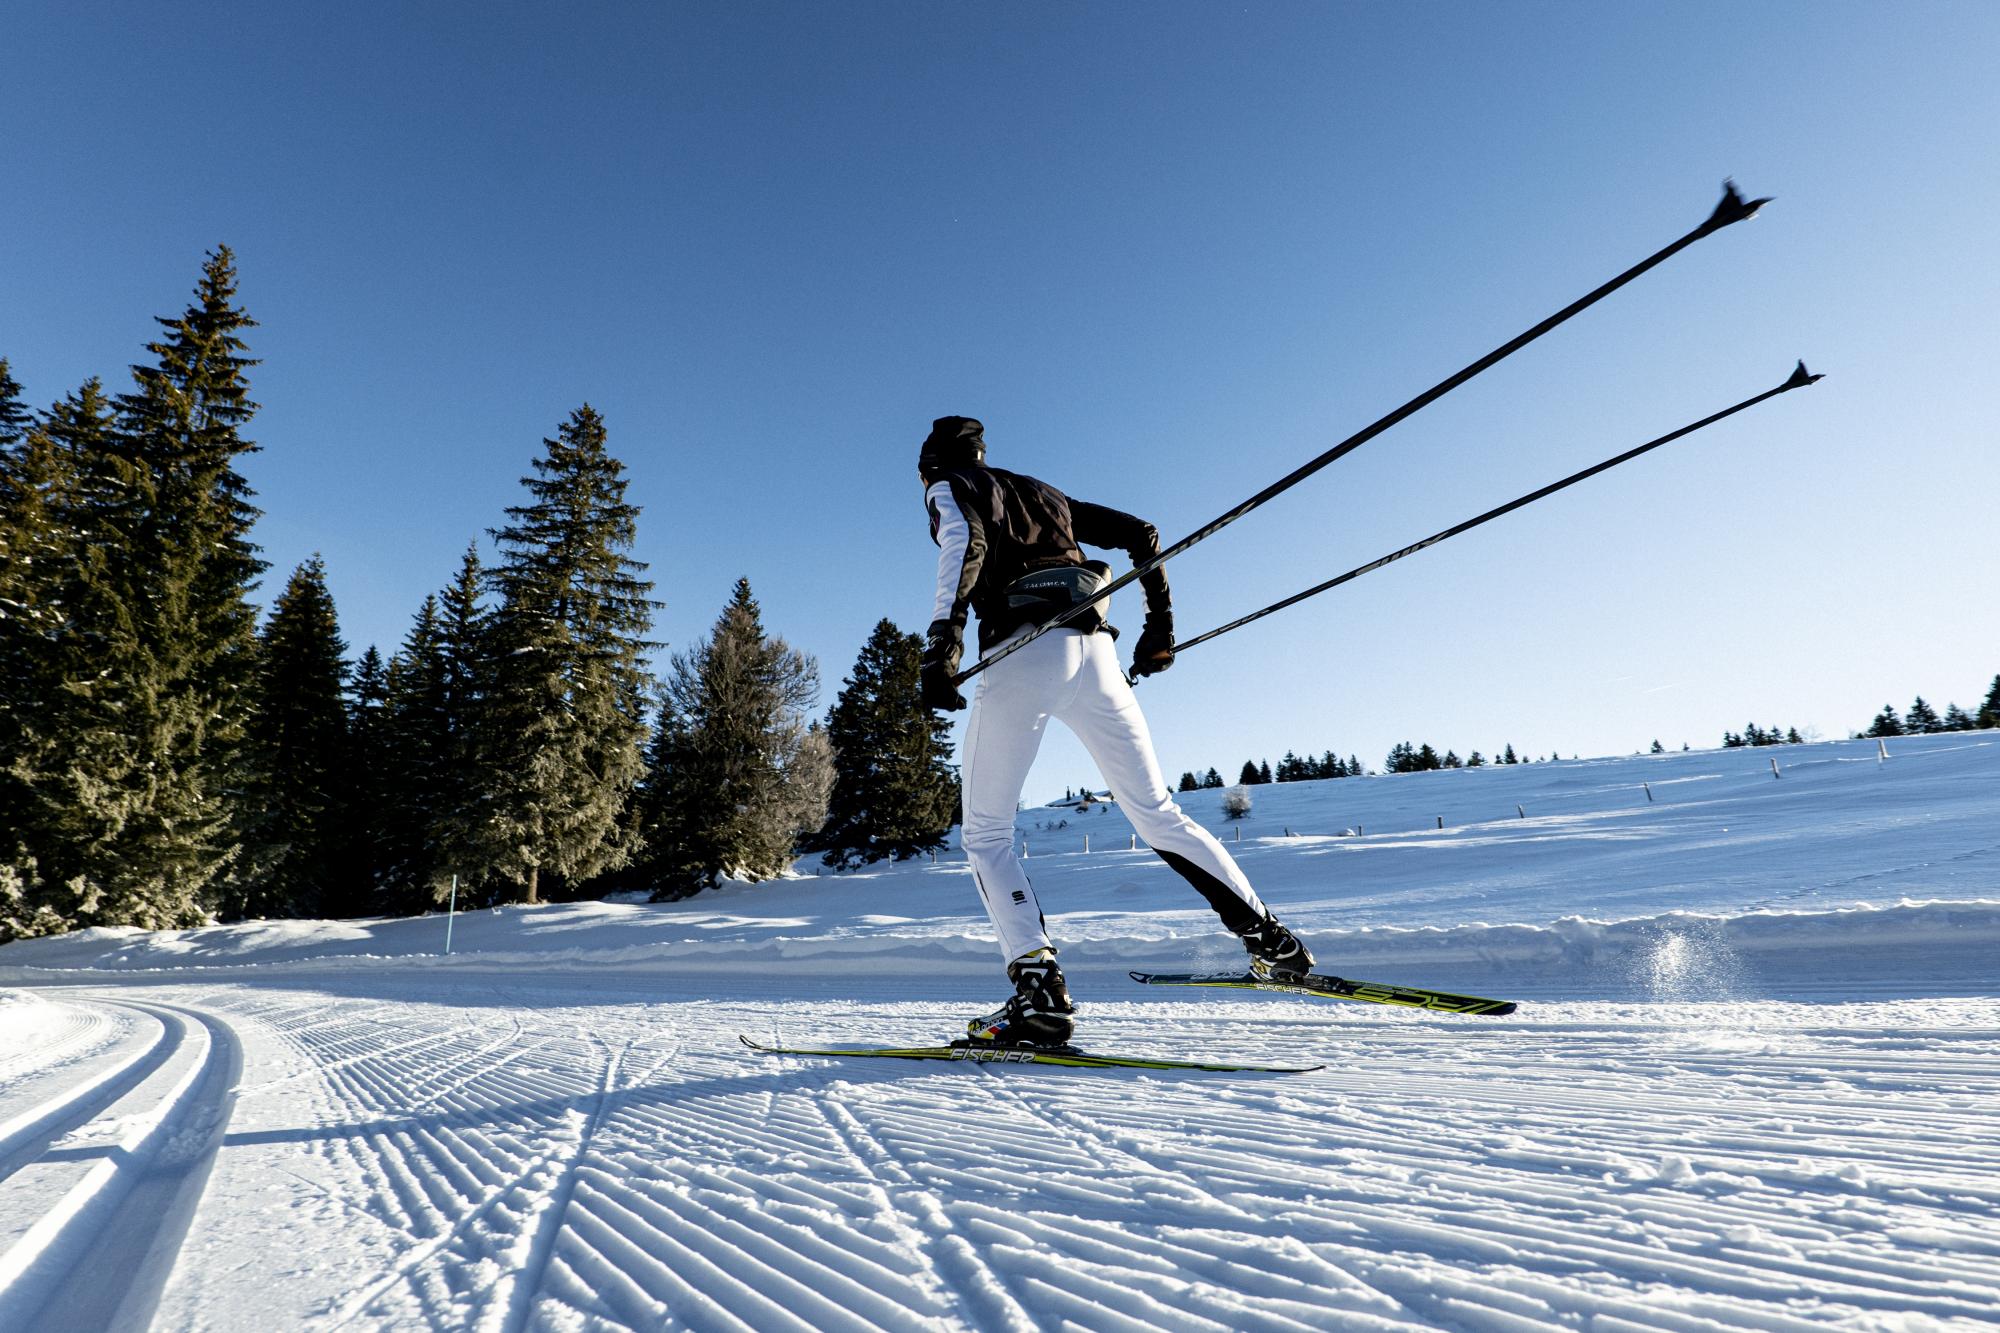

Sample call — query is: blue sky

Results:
[6,2,1996,800]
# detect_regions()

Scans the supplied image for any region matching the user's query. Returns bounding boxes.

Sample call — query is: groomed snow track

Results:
[2,976,1996,1330]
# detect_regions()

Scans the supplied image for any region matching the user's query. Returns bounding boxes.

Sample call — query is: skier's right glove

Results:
[1130,610,1175,678]
[921,619,968,711]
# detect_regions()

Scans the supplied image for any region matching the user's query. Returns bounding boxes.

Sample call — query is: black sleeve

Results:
[1070,498,1170,618]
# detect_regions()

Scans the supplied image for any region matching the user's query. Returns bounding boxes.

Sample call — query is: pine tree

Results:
[6,375,218,934]
[345,644,392,905]
[1201,767,1223,789]
[430,546,493,900]
[1,365,64,854]
[372,555,497,913]
[0,367,84,938]
[1904,696,1942,735]
[1442,750,1462,769]
[1177,772,1198,793]
[638,579,832,895]
[1941,703,1974,733]
[1979,675,2000,730]
[1466,751,1485,767]
[377,597,455,913]
[1501,744,1518,764]
[1785,727,1803,744]
[1649,739,1665,754]
[232,557,351,919]
[815,619,959,869]
[1865,705,1904,738]
[1238,760,1261,786]
[107,248,268,925]
[480,406,658,904]
[1258,759,1273,784]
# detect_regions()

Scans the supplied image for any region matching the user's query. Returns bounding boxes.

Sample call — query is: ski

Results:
[1129,970,1516,1016]
[738,1035,1322,1073]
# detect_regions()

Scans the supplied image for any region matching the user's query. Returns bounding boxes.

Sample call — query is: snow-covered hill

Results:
[1,733,1996,1328]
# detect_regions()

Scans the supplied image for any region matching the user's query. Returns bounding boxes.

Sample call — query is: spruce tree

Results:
[0,366,63,852]
[1979,675,2000,730]
[345,645,392,906]
[1865,705,1904,738]
[1941,703,1974,732]
[1201,767,1223,789]
[1177,772,1198,793]
[378,585,482,914]
[1904,696,1942,735]
[5,377,210,933]
[638,579,832,895]
[1238,760,1261,785]
[426,545,493,900]
[112,248,267,924]
[816,619,959,869]
[232,557,351,919]
[1466,751,1485,767]
[480,407,658,904]
[1502,744,1518,764]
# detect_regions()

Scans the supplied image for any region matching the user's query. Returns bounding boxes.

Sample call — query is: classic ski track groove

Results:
[0,994,241,1332]
[0,981,1993,1329]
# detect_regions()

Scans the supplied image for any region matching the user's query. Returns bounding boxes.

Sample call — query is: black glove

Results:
[1131,611,1175,678]
[921,619,968,711]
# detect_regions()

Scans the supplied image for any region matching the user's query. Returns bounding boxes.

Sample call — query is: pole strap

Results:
[952,181,1770,686]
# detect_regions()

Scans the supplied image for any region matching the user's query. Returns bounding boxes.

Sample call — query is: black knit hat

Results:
[919,416,986,481]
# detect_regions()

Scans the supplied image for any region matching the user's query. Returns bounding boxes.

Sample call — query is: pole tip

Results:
[1782,359,1824,389]
[1705,178,1772,231]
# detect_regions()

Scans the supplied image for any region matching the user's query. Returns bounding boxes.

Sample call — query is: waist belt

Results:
[1004,561,1113,635]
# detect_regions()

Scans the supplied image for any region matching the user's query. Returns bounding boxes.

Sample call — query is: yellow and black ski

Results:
[738,1035,1322,1073]
[1130,970,1516,1016]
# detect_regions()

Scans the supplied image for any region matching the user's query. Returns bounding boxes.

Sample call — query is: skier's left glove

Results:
[921,619,968,711]
[1130,611,1175,678]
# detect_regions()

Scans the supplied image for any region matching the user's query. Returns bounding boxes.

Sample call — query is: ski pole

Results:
[1140,361,1822,678]
[954,180,1772,686]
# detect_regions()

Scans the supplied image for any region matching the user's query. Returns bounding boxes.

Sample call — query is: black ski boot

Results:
[966,949,1077,1047]
[1237,913,1316,981]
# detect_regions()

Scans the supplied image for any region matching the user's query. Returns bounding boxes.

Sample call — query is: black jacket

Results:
[926,465,1171,651]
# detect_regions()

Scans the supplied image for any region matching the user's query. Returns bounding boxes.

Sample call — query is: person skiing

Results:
[918,415,1315,1048]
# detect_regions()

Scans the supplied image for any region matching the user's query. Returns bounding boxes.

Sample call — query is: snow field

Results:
[0,731,1995,1328]
[5,980,1998,1328]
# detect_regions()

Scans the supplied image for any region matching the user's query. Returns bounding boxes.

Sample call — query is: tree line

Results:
[1,250,956,942]
[1178,742,1568,792]
[1860,686,1999,739]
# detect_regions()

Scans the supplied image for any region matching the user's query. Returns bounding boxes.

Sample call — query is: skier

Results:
[918,416,1315,1048]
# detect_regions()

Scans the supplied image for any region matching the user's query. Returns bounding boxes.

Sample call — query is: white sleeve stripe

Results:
[927,481,971,625]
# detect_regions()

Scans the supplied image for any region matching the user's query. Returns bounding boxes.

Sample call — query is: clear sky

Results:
[6,2,1996,802]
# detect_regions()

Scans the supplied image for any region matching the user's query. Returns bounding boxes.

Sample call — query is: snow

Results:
[1,732,1996,1328]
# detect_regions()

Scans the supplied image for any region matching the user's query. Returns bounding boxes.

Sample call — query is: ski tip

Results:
[1705,178,1772,231]
[737,1035,765,1051]
[1782,359,1823,390]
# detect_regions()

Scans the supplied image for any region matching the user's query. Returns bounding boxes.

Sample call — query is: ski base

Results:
[738,1035,1321,1073]
[1130,970,1516,1016]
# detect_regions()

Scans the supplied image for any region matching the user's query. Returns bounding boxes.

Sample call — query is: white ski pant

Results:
[960,627,1269,964]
